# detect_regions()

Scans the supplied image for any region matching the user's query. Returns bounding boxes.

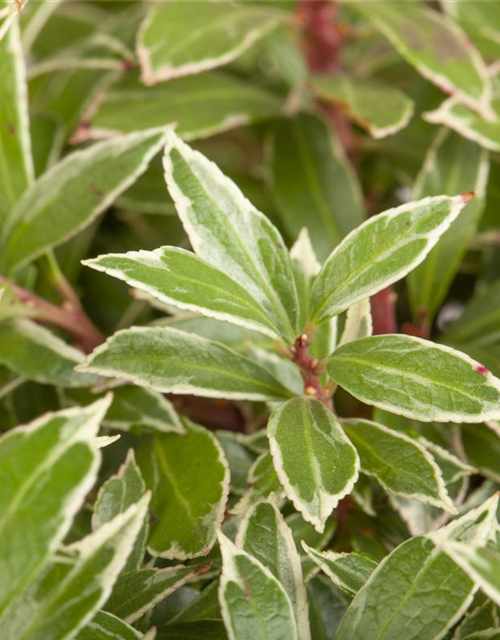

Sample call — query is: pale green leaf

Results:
[84,246,283,340]
[137,420,229,559]
[270,113,364,262]
[453,599,499,640]
[93,449,148,573]
[163,130,300,342]
[0,129,166,273]
[0,396,110,615]
[218,532,298,640]
[309,194,469,325]
[327,335,500,422]
[338,299,372,347]
[334,496,499,640]
[408,129,489,322]
[268,397,359,532]
[104,385,184,435]
[0,12,33,223]
[0,494,151,640]
[302,544,377,595]
[237,498,311,640]
[137,1,283,84]
[441,543,500,608]
[342,418,455,512]
[349,0,493,119]
[216,431,255,497]
[310,74,414,139]
[462,630,500,640]
[77,610,142,640]
[21,0,63,53]
[79,326,292,402]
[84,71,281,142]
[290,227,321,329]
[424,97,500,153]
[232,451,282,515]
[105,565,206,624]
[442,0,500,60]
[0,318,98,387]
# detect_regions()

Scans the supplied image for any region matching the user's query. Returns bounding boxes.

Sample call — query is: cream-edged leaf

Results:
[338,299,372,347]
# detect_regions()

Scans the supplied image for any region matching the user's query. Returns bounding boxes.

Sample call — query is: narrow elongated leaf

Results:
[408,129,489,322]
[105,565,206,623]
[349,0,493,119]
[0,495,150,640]
[425,97,500,152]
[0,318,97,387]
[462,631,500,640]
[79,326,292,401]
[270,113,364,262]
[0,129,165,272]
[237,499,311,640]
[0,396,110,614]
[163,129,300,341]
[442,280,500,348]
[218,533,298,640]
[137,420,229,559]
[342,418,454,511]
[0,12,33,223]
[216,431,255,497]
[93,449,148,573]
[77,611,142,640]
[338,299,372,347]
[454,600,499,640]
[334,496,499,640]
[268,397,359,532]
[327,335,500,422]
[441,543,500,607]
[137,1,283,84]
[311,74,414,139]
[105,385,184,435]
[84,246,282,340]
[84,71,281,142]
[302,544,377,595]
[309,194,469,325]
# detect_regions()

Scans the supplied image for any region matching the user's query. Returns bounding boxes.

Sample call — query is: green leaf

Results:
[105,565,207,624]
[77,610,142,640]
[268,397,359,532]
[462,630,500,640]
[442,0,500,59]
[137,420,229,559]
[462,423,500,483]
[442,280,500,348]
[237,498,311,640]
[137,1,283,84]
[309,194,469,325]
[216,431,255,497]
[349,0,493,119]
[454,599,499,640]
[163,130,300,342]
[0,494,151,640]
[424,97,500,152]
[310,74,414,139]
[334,496,499,640]
[407,129,489,322]
[270,113,365,263]
[233,451,282,514]
[218,533,298,640]
[79,326,292,402]
[441,543,500,608]
[0,13,33,223]
[342,418,455,512]
[302,544,377,595]
[0,129,166,273]
[327,335,500,422]
[105,385,184,435]
[337,298,372,347]
[84,71,281,142]
[0,396,110,614]
[160,621,227,640]
[84,246,284,340]
[0,318,98,387]
[93,449,148,573]
[307,575,349,640]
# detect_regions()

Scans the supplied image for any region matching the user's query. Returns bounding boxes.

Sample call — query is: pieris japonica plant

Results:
[2,1,500,640]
